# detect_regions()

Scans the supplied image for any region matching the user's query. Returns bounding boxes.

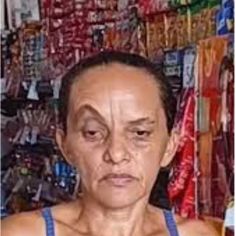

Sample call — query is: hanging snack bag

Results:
[207,0,221,37]
[223,4,234,33]
[145,13,166,59]
[104,22,116,50]
[198,1,209,41]
[176,7,189,48]
[169,0,180,8]
[182,46,196,88]
[189,1,206,44]
[165,11,178,49]
[216,0,234,35]
[146,17,157,59]
[155,0,170,12]
[222,0,234,8]
[137,20,147,57]
[154,14,166,50]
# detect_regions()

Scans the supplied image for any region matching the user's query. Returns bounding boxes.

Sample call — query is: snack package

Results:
[207,0,221,37]
[223,200,234,235]
[155,0,169,12]
[222,0,234,8]
[169,0,178,8]
[168,90,196,218]
[172,0,201,7]
[103,22,116,50]
[154,14,165,50]
[176,7,189,48]
[146,17,157,59]
[137,20,147,57]
[163,50,183,98]
[216,1,234,35]
[182,46,196,88]
[189,1,207,43]
[164,50,183,68]
[139,0,169,16]
[165,11,178,49]
[91,26,104,50]
[146,14,165,59]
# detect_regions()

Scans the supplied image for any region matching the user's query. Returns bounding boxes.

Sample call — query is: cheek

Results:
[66,136,105,181]
[130,143,163,183]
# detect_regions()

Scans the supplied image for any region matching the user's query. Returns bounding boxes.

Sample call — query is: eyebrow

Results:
[127,118,156,126]
[73,104,106,124]
[73,105,156,126]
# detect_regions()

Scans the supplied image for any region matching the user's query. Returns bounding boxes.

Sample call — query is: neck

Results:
[76,195,150,236]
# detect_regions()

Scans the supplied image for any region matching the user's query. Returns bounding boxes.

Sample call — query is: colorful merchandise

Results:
[216,0,234,35]
[197,36,234,218]
[165,11,178,49]
[207,0,221,37]
[168,89,196,218]
[176,7,189,48]
[146,14,165,59]
[189,1,208,43]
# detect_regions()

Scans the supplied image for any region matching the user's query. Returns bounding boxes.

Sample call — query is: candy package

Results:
[216,0,234,35]
[146,19,155,58]
[182,46,196,88]
[146,16,162,59]
[222,0,234,8]
[165,11,178,49]
[189,1,207,43]
[139,0,169,16]
[169,0,188,8]
[137,20,147,57]
[103,22,116,50]
[207,0,221,37]
[163,50,183,98]
[176,7,189,48]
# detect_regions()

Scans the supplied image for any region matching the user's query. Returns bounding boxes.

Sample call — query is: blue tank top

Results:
[42,207,179,236]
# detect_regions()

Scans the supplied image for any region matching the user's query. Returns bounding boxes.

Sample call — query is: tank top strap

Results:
[163,209,179,236]
[42,207,55,236]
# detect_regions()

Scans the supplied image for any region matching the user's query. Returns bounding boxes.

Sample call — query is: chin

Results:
[94,184,147,209]
[98,194,144,209]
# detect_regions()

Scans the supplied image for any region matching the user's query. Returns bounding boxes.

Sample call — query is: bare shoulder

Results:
[1,210,44,236]
[175,214,221,236]
[1,201,81,236]
[50,200,82,224]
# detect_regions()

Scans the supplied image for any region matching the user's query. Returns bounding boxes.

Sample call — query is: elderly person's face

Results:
[57,63,173,208]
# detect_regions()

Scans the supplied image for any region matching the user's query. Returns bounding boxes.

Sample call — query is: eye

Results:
[128,128,153,141]
[135,130,151,137]
[82,129,103,141]
[83,130,101,139]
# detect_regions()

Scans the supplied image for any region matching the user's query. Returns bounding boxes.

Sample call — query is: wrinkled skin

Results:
[58,63,171,210]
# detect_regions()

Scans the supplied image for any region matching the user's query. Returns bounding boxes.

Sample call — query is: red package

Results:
[146,14,165,59]
[165,11,178,49]
[168,90,196,218]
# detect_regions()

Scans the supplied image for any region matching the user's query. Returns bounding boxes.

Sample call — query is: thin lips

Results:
[101,173,137,181]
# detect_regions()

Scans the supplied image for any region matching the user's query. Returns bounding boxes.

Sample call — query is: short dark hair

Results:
[59,51,176,133]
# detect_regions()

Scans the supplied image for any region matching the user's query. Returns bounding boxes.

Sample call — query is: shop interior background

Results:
[0,0,234,232]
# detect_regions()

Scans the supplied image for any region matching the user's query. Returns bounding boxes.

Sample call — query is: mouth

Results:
[101,173,137,187]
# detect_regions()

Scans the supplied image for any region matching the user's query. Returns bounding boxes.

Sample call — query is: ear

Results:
[55,128,74,166]
[160,129,180,167]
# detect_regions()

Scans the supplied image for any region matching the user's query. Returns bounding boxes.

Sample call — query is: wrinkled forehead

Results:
[68,63,165,124]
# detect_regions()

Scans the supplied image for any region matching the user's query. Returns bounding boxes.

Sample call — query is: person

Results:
[2,51,219,236]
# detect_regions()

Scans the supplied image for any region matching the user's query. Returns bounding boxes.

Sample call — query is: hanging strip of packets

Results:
[144,0,234,59]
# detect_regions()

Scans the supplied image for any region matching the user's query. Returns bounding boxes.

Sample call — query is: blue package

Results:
[221,0,234,8]
[216,6,234,35]
[164,50,182,67]
[216,9,226,35]
[224,6,234,33]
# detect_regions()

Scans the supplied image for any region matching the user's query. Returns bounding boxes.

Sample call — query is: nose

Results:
[103,134,130,164]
